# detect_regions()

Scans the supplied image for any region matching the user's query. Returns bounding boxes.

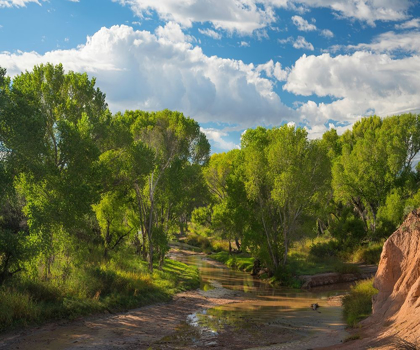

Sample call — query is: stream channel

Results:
[159,252,351,350]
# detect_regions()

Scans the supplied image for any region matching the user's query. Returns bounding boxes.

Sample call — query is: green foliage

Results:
[342,279,378,327]
[211,251,254,272]
[0,252,199,331]
[309,240,341,259]
[352,243,383,264]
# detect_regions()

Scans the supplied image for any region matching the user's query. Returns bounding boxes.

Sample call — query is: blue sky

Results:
[1,0,420,153]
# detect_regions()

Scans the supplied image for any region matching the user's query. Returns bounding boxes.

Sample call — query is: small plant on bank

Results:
[342,278,378,327]
[344,334,361,342]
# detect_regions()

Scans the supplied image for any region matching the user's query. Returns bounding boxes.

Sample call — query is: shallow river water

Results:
[158,253,350,350]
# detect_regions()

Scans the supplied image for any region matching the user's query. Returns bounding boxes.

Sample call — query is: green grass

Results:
[0,257,199,332]
[342,278,378,327]
[287,252,360,276]
[180,227,230,253]
[352,242,383,264]
[210,251,255,272]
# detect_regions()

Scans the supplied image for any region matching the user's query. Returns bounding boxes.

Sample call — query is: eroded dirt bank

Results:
[322,209,420,350]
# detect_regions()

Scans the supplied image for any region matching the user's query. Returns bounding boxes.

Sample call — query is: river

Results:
[0,250,350,350]
[159,252,350,349]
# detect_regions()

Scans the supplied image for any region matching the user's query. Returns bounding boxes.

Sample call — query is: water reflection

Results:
[166,253,349,349]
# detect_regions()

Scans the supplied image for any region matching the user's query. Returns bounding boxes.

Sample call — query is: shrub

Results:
[342,278,378,327]
[353,243,383,264]
[0,289,39,330]
[333,262,360,274]
[309,240,341,260]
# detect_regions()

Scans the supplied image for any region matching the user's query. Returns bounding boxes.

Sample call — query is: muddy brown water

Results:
[158,253,350,350]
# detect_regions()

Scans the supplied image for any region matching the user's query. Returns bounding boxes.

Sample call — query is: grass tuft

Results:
[342,278,378,327]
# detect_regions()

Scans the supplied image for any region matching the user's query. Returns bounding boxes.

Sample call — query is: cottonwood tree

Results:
[241,125,330,271]
[332,115,420,238]
[0,64,110,278]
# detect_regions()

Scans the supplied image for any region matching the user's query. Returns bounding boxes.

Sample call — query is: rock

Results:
[300,272,361,289]
[367,208,420,343]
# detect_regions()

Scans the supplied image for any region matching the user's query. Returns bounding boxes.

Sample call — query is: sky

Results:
[1,0,420,153]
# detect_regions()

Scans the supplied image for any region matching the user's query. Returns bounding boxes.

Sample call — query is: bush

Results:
[333,262,360,274]
[0,289,39,330]
[184,233,212,251]
[342,278,378,327]
[309,240,341,260]
[353,243,383,264]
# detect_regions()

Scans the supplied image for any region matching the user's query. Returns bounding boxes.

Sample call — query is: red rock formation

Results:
[371,208,420,343]
[320,209,420,350]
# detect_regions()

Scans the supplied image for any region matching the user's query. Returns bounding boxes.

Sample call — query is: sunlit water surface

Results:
[157,253,350,349]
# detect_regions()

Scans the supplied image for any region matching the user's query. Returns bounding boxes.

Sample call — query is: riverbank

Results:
[0,253,200,333]
[0,280,245,350]
[0,248,351,350]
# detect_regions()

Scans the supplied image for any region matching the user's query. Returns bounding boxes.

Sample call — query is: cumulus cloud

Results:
[293,36,314,50]
[0,0,41,7]
[114,0,413,35]
[200,127,240,150]
[293,0,411,26]
[155,21,195,43]
[346,30,420,54]
[256,59,289,81]
[114,0,277,35]
[284,51,420,125]
[240,41,250,47]
[305,122,352,139]
[0,25,294,128]
[198,28,222,40]
[291,15,316,31]
[395,18,420,29]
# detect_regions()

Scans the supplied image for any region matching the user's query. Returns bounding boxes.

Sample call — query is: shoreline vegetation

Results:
[0,248,199,332]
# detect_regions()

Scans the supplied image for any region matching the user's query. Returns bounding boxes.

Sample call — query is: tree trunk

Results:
[147,199,154,273]
[235,237,241,252]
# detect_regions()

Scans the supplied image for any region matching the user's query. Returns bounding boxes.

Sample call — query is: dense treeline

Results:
[1,63,420,325]
[194,112,420,276]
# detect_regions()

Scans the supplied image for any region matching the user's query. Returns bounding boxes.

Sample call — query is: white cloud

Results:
[256,59,289,81]
[320,29,334,38]
[240,41,250,47]
[291,15,317,31]
[347,30,420,54]
[114,0,413,35]
[305,122,352,139]
[114,0,277,35]
[155,21,194,43]
[293,0,411,26]
[198,28,222,40]
[200,127,240,150]
[395,18,420,29]
[293,36,314,50]
[0,25,294,128]
[68,0,79,2]
[284,51,420,125]
[0,0,41,7]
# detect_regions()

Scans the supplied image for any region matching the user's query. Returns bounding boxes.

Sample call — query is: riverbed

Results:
[0,249,350,350]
